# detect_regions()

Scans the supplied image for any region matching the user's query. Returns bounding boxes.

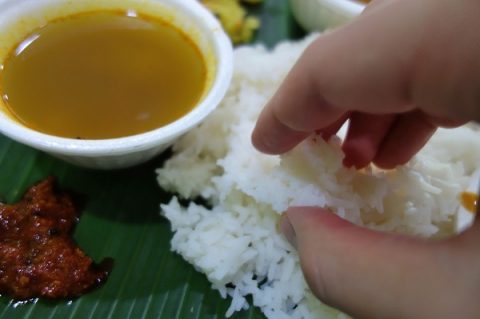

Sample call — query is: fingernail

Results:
[280,212,297,248]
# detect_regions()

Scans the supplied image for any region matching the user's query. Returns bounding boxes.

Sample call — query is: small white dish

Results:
[290,0,366,31]
[0,0,233,169]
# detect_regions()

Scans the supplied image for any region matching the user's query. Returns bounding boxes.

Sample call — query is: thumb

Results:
[281,207,471,319]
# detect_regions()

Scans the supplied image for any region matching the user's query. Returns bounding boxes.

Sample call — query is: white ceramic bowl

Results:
[0,0,233,169]
[290,0,366,31]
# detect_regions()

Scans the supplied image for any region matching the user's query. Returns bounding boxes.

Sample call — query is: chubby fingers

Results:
[342,111,439,169]
[252,0,421,154]
[281,207,480,319]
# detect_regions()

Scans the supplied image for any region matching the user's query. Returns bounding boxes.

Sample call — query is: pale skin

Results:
[251,0,480,318]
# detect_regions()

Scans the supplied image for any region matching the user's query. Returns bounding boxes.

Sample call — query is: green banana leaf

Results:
[0,0,305,318]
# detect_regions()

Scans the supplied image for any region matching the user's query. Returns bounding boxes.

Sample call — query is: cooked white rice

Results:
[156,34,480,319]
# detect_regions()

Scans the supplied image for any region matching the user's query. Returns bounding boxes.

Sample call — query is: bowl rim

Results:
[0,0,233,156]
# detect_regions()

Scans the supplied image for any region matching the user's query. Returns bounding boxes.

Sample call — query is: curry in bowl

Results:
[0,10,207,140]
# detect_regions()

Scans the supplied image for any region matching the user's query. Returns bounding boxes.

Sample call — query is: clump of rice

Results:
[156,34,480,318]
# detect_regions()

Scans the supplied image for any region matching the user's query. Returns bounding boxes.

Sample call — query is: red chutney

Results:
[0,177,111,300]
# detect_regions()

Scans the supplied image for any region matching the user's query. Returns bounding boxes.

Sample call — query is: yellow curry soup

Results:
[0,11,207,140]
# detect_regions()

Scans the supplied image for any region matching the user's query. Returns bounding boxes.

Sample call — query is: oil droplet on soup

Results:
[0,11,207,139]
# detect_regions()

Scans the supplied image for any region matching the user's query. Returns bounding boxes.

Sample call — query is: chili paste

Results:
[0,177,111,300]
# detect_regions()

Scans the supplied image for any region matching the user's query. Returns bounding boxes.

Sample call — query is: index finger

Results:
[252,0,420,154]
